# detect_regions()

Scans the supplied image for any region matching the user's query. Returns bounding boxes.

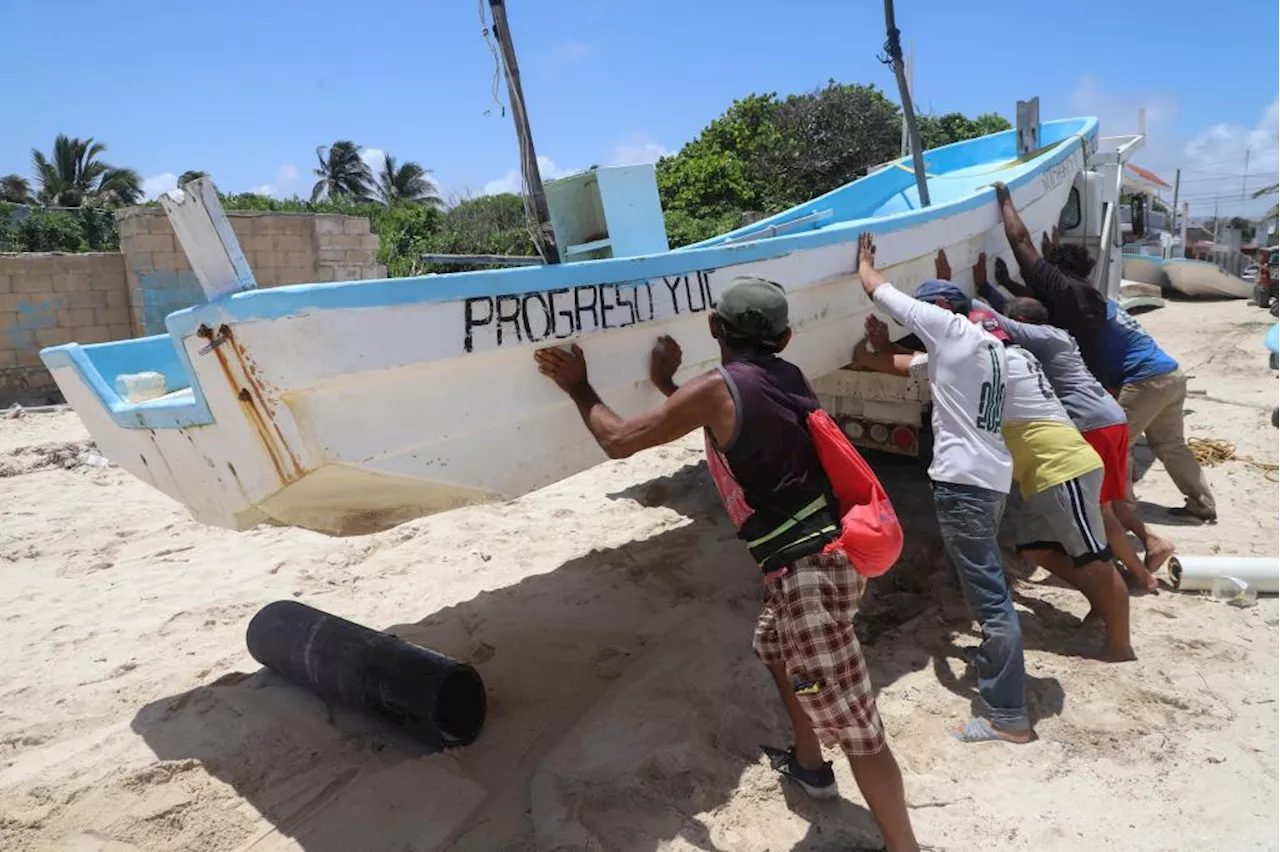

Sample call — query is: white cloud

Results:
[360,147,387,179]
[482,154,579,195]
[608,140,671,166]
[479,140,670,198]
[142,172,178,200]
[1178,97,1278,221]
[1070,78,1279,220]
[1071,75,1181,168]
[247,163,307,199]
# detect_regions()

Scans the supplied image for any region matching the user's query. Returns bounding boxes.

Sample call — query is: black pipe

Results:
[245,600,486,747]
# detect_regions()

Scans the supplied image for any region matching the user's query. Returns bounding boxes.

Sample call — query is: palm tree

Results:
[31,134,141,207]
[95,167,143,205]
[179,170,208,186]
[1254,184,1279,232]
[1,174,33,204]
[311,141,374,202]
[373,154,442,208]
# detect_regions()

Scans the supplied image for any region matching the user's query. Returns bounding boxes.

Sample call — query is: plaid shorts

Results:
[753,548,885,756]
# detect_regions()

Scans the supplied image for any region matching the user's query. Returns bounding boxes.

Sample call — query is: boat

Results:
[1162,257,1253,299]
[40,117,1099,535]
[1121,252,1169,289]
[1118,279,1165,312]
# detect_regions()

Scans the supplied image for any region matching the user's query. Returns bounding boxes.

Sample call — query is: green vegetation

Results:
[0,203,118,253]
[656,81,1011,246]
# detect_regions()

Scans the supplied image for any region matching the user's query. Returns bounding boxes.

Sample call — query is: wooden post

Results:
[882,0,930,207]
[1169,168,1180,259]
[488,0,560,264]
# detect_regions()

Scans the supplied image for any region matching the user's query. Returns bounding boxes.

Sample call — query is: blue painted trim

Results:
[39,333,214,429]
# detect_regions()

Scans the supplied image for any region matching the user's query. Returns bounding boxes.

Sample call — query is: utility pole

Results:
[899,40,914,158]
[882,0,930,207]
[1241,147,1251,201]
[488,0,560,263]
[1169,168,1180,259]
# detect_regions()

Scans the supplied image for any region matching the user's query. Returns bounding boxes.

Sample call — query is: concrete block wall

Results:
[0,253,130,403]
[0,209,385,405]
[312,214,385,283]
[117,209,385,336]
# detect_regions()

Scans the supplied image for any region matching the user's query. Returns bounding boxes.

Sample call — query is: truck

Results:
[811,107,1147,462]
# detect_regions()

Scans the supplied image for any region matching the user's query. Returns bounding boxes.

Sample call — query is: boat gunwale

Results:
[39,116,1098,433]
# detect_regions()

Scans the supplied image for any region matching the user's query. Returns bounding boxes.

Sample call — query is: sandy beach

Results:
[1,296,1276,852]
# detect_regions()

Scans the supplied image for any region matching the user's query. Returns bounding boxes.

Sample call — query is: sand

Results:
[1,297,1276,852]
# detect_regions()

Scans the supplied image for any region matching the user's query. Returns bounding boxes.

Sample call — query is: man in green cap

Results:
[534,276,918,852]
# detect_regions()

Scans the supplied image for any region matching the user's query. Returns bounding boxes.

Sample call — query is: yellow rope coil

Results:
[1188,437,1279,482]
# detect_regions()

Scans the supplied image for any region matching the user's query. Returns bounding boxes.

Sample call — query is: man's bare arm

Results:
[994,182,1040,278]
[536,344,733,459]
[852,339,913,377]
[569,371,728,458]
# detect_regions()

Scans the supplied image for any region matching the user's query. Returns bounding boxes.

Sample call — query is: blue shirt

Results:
[1100,301,1178,389]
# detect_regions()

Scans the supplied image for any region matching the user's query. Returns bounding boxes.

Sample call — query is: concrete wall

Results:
[0,209,385,405]
[117,209,384,336]
[0,253,131,403]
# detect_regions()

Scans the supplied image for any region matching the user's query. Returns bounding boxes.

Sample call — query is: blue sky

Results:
[3,0,1276,218]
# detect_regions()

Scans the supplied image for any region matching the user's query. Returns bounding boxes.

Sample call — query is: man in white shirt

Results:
[850,233,1030,744]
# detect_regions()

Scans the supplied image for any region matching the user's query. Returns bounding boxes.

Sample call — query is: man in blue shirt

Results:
[1100,301,1217,522]
[992,183,1216,523]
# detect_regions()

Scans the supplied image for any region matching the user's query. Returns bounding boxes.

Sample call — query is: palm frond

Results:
[97,167,143,206]
[1,174,33,204]
[374,153,441,208]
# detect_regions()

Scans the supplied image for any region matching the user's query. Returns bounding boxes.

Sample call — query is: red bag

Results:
[806,409,903,577]
[704,411,903,578]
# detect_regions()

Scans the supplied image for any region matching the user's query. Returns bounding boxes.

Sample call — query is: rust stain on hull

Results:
[199,323,303,486]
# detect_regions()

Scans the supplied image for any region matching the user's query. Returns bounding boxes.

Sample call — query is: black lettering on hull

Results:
[461,271,719,352]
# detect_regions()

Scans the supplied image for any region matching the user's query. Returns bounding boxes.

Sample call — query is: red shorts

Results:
[1082,423,1129,504]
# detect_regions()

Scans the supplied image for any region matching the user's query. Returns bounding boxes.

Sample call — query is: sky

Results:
[2,0,1277,219]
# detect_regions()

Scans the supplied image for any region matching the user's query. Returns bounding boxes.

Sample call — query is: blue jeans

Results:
[933,481,1029,731]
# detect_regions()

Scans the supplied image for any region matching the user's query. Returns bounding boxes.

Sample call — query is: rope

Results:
[1187,437,1279,482]
[478,0,506,118]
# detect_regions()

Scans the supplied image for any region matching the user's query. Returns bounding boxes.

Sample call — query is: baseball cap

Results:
[913,279,971,312]
[968,307,1011,343]
[716,276,789,339]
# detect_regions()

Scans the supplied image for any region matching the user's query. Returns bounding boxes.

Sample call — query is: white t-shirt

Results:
[872,284,1012,493]
[1002,345,1073,425]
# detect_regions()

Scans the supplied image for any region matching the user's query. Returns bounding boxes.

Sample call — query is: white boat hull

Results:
[1119,279,1165,312]
[1122,254,1169,288]
[43,123,1095,534]
[1162,259,1252,299]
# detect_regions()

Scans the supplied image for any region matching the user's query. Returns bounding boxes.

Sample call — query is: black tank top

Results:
[713,354,834,549]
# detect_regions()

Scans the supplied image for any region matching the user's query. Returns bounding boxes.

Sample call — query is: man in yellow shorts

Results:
[968,307,1135,662]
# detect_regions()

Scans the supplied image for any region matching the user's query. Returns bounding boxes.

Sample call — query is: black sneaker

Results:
[1169,502,1217,523]
[762,745,837,799]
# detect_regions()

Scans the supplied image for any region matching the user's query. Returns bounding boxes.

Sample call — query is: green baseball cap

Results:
[716,276,790,339]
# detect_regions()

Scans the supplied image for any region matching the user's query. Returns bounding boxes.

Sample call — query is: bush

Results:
[0,204,118,252]
[16,208,88,252]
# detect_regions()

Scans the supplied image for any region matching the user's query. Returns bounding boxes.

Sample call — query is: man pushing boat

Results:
[848,235,1034,743]
[534,277,918,851]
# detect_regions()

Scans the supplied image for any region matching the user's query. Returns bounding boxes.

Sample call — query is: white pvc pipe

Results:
[1169,555,1280,594]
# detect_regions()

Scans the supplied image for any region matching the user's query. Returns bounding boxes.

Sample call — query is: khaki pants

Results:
[1119,368,1216,512]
